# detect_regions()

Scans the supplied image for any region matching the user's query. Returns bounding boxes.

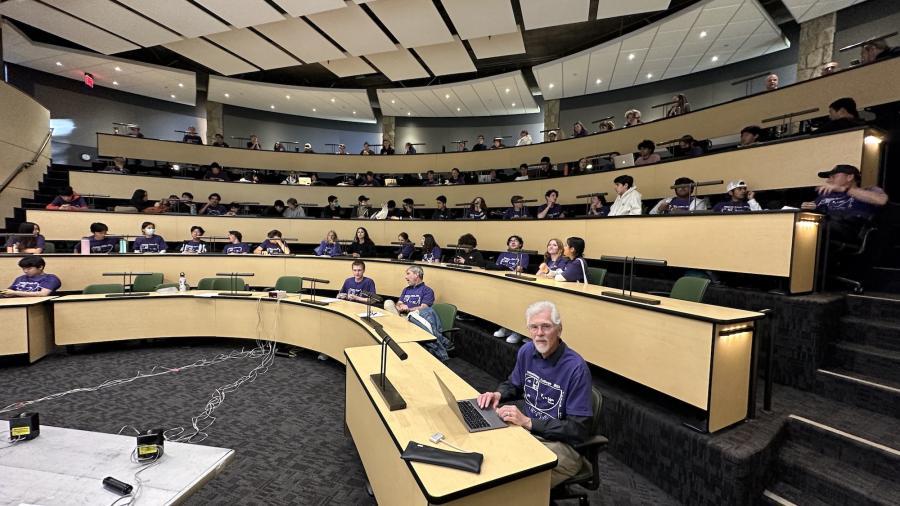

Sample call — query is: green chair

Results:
[213,277,248,292]
[551,387,608,504]
[132,273,163,292]
[42,242,55,253]
[82,283,124,294]
[668,276,711,303]
[197,278,218,290]
[275,276,302,294]
[432,303,460,353]
[587,267,607,287]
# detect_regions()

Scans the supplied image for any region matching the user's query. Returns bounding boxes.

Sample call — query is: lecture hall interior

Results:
[1,0,899,504]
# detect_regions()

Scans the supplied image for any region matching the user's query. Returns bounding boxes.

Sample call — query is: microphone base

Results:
[600,291,661,305]
[104,292,150,298]
[370,373,407,411]
[303,298,330,306]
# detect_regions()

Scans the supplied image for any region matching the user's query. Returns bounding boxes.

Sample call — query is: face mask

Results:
[144,228,155,235]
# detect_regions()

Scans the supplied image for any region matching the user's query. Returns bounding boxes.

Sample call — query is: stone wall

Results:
[797,13,836,81]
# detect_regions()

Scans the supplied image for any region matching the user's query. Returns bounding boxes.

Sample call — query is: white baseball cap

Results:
[304,143,312,149]
[726,180,747,192]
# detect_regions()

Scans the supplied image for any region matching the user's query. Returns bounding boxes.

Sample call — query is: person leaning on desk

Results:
[477,301,593,488]
[3,256,61,297]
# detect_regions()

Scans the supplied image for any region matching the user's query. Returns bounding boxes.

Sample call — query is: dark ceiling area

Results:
[7,0,797,91]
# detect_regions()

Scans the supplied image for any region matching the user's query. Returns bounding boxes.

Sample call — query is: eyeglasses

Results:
[526,323,555,333]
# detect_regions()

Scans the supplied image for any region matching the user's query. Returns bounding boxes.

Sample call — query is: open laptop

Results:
[384,178,398,186]
[477,174,493,183]
[296,176,312,186]
[434,372,507,432]
[612,153,635,168]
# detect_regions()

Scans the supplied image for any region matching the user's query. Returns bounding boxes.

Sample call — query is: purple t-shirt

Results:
[813,187,884,218]
[546,256,569,271]
[422,246,442,263]
[315,241,343,257]
[5,234,46,250]
[508,341,592,422]
[667,196,699,212]
[223,243,251,254]
[201,204,228,216]
[397,243,415,259]
[712,200,753,213]
[49,195,87,208]
[399,282,435,307]
[339,276,376,298]
[77,236,118,253]
[537,203,563,219]
[560,257,587,282]
[9,273,62,293]
[496,252,529,271]
[180,240,207,254]
[258,239,287,255]
[133,235,167,253]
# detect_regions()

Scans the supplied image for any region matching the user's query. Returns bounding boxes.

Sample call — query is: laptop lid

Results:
[613,153,635,168]
[433,372,506,432]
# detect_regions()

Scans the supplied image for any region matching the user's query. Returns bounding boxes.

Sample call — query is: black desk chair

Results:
[826,216,878,293]
[550,387,607,505]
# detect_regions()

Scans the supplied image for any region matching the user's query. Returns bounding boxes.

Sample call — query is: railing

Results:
[0,128,53,196]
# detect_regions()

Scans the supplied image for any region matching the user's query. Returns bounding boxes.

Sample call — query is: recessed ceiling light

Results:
[711,55,719,62]
[178,83,184,87]
[595,78,602,85]
[699,31,707,38]
[406,112,411,116]
[112,81,119,86]
[444,93,450,99]
[352,111,356,115]
[170,94,176,98]
[312,108,317,112]
[55,61,62,66]
[270,104,275,109]
[456,107,461,112]
[646,73,653,79]
[505,88,510,93]
[391,99,395,104]
[224,93,229,98]
[114,66,121,72]
[285,95,291,99]
[628,53,635,60]
[548,83,555,89]
[330,97,336,103]
[511,102,516,107]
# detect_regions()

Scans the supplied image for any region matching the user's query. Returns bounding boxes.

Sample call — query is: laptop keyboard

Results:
[457,401,490,429]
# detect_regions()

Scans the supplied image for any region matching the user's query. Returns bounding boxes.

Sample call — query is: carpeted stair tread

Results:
[830,342,900,384]
[785,417,900,481]
[762,481,832,506]
[839,316,900,352]
[845,294,900,322]
[814,368,900,418]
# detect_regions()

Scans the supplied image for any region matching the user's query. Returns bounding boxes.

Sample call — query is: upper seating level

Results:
[96,57,900,174]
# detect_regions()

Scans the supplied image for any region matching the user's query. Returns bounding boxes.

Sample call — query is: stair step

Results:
[831,342,900,384]
[815,368,900,418]
[839,316,900,352]
[762,482,830,506]
[845,293,900,321]
[776,442,900,506]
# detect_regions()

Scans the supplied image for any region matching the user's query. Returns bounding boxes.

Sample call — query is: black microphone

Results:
[576,192,608,198]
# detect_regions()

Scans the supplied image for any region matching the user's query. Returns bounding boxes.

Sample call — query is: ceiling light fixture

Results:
[270,105,275,109]
[505,88,510,93]
[112,81,119,86]
[224,93,230,98]
[170,94,176,98]
[330,97,336,103]
[312,108,317,112]
[407,112,411,116]
[699,31,707,38]
[391,99,395,104]
[646,73,653,79]
[55,61,62,66]
[178,83,184,87]
[511,102,516,107]
[711,56,719,62]
[114,66,121,72]
[285,95,291,99]
[444,93,450,99]
[628,53,635,60]
[595,78,602,85]
[548,83,555,89]
[456,107,461,112]
[352,111,356,115]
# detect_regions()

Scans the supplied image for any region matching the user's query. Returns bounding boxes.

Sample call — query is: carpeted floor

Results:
[0,340,679,505]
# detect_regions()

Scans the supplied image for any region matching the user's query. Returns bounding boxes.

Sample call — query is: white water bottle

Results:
[178,272,188,292]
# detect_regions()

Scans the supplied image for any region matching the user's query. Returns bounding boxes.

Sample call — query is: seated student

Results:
[128,189,155,212]
[103,156,128,174]
[432,195,454,220]
[586,194,609,216]
[181,192,195,209]
[503,195,532,219]
[545,130,559,142]
[283,198,307,218]
[199,193,227,216]
[223,230,251,254]
[384,200,401,220]
[422,170,441,186]
[624,109,642,127]
[405,142,416,155]
[537,190,564,219]
[348,227,376,257]
[496,235,529,272]
[572,121,588,138]
[471,135,487,151]
[380,140,394,155]
[463,197,488,220]
[447,168,465,185]
[517,130,533,146]
[677,135,704,156]
[321,195,342,218]
[281,172,302,185]
[453,233,485,267]
[262,200,286,217]
[713,180,763,212]
[75,222,118,253]
[395,232,415,260]
[650,177,708,214]
[2,256,61,297]
[860,37,900,64]
[223,202,242,217]
[182,126,203,144]
[419,234,442,263]
[818,97,866,133]
[338,260,377,303]
[180,226,207,254]
[247,134,261,150]
[255,230,291,255]
[384,265,435,315]
[608,175,643,216]
[490,137,506,149]
[133,222,167,253]
[537,238,569,278]
[358,171,380,187]
[274,142,286,152]
[801,164,888,241]
[634,139,661,166]
[352,195,372,219]
[211,133,229,147]
[476,301,593,488]
[667,94,691,117]
[203,163,229,181]
[597,120,615,132]
[315,230,343,257]
[556,237,588,282]
[399,198,417,219]
[5,222,45,253]
[46,186,88,211]
[538,156,557,178]
[514,163,530,181]
[738,125,763,147]
[303,143,315,154]
[359,142,374,155]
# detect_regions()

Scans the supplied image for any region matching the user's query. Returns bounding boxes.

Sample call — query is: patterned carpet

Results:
[0,340,679,505]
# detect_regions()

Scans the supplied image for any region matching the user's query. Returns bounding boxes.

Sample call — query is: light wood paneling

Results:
[0,306,29,356]
[708,326,754,432]
[26,304,54,362]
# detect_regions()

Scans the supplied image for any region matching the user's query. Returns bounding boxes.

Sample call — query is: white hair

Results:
[525,301,562,326]
[406,265,424,279]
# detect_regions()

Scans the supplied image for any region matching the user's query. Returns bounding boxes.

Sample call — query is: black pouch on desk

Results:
[401,441,483,474]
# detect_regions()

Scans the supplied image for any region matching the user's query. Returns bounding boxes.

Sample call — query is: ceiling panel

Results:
[448,85,490,116]
[597,0,672,19]
[194,0,285,28]
[43,0,182,48]
[321,55,377,77]
[164,38,259,75]
[254,18,345,64]
[367,0,453,47]
[782,0,867,23]
[377,71,537,117]
[468,28,526,59]
[0,0,138,54]
[272,0,347,16]
[365,48,431,81]
[306,1,396,56]
[119,0,230,39]
[210,75,375,123]
[440,0,517,40]
[413,36,477,76]
[561,53,590,98]
[520,0,590,30]
[534,0,789,99]
[205,29,299,70]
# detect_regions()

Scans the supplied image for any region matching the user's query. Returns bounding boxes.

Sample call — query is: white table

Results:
[0,425,233,505]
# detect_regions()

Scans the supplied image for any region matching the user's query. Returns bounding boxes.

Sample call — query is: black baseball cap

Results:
[358,195,369,202]
[817,164,860,178]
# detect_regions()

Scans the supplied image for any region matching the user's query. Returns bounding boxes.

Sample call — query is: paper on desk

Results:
[358,311,385,318]
[317,297,340,303]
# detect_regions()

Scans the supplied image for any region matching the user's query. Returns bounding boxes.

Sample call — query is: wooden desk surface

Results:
[345,343,556,504]
[0,296,56,307]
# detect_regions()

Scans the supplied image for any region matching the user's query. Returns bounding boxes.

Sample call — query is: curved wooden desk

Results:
[95,57,900,173]
[0,296,54,362]
[25,208,823,293]
[3,255,764,432]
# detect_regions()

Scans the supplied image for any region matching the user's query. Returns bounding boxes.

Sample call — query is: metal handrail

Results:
[0,128,53,196]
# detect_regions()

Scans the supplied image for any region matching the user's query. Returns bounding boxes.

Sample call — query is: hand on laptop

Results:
[496,405,531,430]
[476,391,500,409]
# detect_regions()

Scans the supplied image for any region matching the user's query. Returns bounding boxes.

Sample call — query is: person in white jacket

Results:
[649,177,709,214]
[516,130,533,146]
[608,175,643,216]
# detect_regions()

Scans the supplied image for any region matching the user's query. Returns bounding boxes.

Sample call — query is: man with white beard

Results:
[476,301,593,488]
